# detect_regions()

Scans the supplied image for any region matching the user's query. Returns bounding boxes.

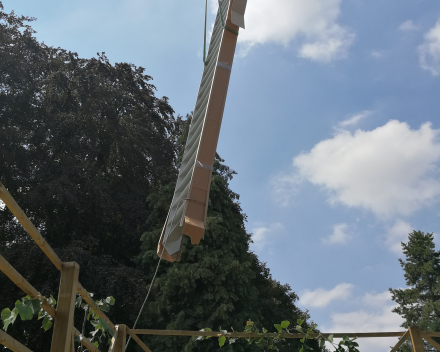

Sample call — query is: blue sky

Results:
[5,0,440,350]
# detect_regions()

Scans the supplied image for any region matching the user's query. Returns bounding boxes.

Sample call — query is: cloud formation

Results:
[339,110,372,127]
[212,0,355,62]
[251,222,284,250]
[276,120,440,217]
[398,20,418,32]
[325,291,403,352]
[300,283,353,308]
[419,19,440,75]
[322,223,352,245]
[384,219,412,254]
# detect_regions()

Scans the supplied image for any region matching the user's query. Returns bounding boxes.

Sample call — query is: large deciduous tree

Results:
[0,3,178,350]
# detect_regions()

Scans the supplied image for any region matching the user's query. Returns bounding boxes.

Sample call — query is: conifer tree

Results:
[390,230,440,351]
[137,119,315,352]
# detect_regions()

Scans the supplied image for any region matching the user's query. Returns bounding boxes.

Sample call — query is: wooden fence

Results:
[0,180,440,352]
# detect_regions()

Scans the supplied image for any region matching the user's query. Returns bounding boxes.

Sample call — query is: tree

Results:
[390,230,440,350]
[136,118,316,352]
[0,3,179,350]
[0,3,318,352]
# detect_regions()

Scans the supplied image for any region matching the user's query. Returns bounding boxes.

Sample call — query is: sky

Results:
[4,0,440,351]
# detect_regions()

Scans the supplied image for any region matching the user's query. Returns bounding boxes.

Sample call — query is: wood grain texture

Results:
[390,330,409,352]
[50,262,79,352]
[0,329,33,352]
[409,326,425,352]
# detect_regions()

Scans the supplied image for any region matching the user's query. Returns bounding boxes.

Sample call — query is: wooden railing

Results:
[0,181,150,352]
[1,179,440,352]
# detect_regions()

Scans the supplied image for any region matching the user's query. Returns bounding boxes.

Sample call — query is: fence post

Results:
[409,326,424,352]
[109,324,127,352]
[50,262,80,352]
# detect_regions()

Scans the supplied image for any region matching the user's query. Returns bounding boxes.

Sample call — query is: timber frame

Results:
[2,185,440,352]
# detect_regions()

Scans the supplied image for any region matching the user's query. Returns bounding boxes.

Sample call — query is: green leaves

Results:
[42,317,52,331]
[1,295,52,332]
[197,320,361,352]
[1,308,18,331]
[281,320,290,329]
[218,336,226,347]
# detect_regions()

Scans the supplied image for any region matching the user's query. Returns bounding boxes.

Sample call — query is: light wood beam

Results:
[0,181,62,271]
[409,326,425,352]
[77,283,115,332]
[0,329,33,352]
[131,329,406,339]
[109,324,127,352]
[74,328,101,352]
[127,329,152,352]
[0,254,56,318]
[423,335,440,352]
[50,262,79,352]
[390,330,410,352]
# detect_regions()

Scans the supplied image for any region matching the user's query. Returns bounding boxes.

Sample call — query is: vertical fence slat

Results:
[109,325,127,352]
[50,262,79,352]
[409,326,425,352]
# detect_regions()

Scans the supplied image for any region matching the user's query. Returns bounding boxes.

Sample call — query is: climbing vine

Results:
[198,319,360,352]
[1,293,115,350]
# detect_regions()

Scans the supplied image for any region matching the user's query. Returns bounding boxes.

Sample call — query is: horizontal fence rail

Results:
[131,329,407,339]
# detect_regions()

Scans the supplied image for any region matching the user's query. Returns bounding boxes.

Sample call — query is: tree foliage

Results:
[0,3,316,352]
[390,230,440,350]
[136,119,316,352]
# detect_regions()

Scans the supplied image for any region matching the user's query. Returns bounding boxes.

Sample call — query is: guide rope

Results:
[125,245,165,349]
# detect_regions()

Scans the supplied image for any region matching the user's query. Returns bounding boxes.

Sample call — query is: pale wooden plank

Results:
[0,254,56,318]
[74,328,101,352]
[0,181,62,271]
[0,329,33,352]
[127,329,152,352]
[77,283,115,332]
[50,262,79,352]
[390,330,410,352]
[131,329,406,339]
[423,336,440,352]
[426,332,440,337]
[109,324,127,352]
[409,326,425,352]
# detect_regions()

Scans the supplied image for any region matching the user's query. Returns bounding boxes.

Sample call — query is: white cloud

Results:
[398,20,418,32]
[271,173,302,207]
[322,223,352,245]
[276,120,440,217]
[339,110,372,127]
[300,283,353,308]
[212,0,355,62]
[371,50,387,59]
[384,219,412,254]
[251,223,284,250]
[419,19,440,76]
[325,291,404,352]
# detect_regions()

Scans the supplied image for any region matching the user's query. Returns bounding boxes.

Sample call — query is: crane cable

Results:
[125,246,165,349]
